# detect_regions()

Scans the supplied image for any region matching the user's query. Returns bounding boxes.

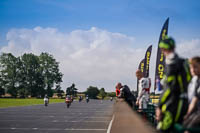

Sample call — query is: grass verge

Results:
[0,98,64,108]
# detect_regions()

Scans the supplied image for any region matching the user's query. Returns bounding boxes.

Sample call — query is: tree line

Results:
[0,52,63,98]
[84,86,115,99]
[65,84,115,99]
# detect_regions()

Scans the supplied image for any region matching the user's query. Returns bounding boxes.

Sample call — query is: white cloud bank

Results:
[177,39,200,58]
[1,27,200,92]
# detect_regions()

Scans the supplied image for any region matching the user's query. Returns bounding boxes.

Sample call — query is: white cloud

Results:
[0,27,142,92]
[1,27,200,92]
[176,39,200,58]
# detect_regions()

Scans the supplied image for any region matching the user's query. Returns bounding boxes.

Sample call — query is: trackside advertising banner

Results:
[139,59,145,76]
[154,18,169,90]
[137,59,145,93]
[143,45,152,78]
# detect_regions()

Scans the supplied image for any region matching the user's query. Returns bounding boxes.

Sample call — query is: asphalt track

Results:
[0,99,114,133]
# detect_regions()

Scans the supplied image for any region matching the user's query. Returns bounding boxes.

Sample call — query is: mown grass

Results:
[0,98,65,108]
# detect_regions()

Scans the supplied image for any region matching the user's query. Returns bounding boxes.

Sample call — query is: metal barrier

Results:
[134,103,157,127]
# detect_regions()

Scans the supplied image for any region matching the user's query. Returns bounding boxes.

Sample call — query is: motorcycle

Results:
[65,98,72,108]
[110,97,113,101]
[71,97,74,103]
[79,96,82,102]
[44,98,48,107]
[86,97,89,103]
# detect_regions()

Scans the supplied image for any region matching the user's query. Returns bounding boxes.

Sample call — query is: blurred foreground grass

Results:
[0,98,64,108]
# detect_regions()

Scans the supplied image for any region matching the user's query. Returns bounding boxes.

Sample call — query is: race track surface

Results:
[0,99,114,133]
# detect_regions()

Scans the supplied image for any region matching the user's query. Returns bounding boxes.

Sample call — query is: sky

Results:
[0,0,200,92]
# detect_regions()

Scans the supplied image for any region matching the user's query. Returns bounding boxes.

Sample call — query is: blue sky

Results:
[0,0,200,91]
[1,0,200,45]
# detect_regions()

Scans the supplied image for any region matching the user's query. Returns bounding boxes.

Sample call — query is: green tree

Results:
[39,53,63,97]
[0,72,5,97]
[0,88,5,97]
[85,86,99,99]
[17,56,30,98]
[56,89,65,98]
[107,92,116,97]
[99,88,106,99]
[0,52,63,98]
[0,53,20,97]
[20,53,45,97]
[56,85,64,98]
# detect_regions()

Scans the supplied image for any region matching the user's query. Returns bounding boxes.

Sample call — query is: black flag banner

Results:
[154,18,169,90]
[143,45,152,78]
[139,59,145,75]
[137,59,145,93]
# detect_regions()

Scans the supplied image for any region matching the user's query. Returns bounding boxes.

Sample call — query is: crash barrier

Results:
[134,103,157,127]
[110,98,156,133]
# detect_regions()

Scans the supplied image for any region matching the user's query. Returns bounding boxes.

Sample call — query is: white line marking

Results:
[107,114,115,133]
[0,120,31,122]
[0,116,111,118]
[64,120,109,123]
[44,128,61,130]
[0,128,106,131]
[64,128,106,131]
[0,120,109,122]
[0,111,110,113]
[64,116,110,118]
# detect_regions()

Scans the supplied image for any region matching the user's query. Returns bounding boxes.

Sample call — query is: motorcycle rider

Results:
[110,97,113,101]
[79,96,82,102]
[86,95,89,103]
[65,95,72,108]
[44,95,49,106]
[118,84,136,107]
